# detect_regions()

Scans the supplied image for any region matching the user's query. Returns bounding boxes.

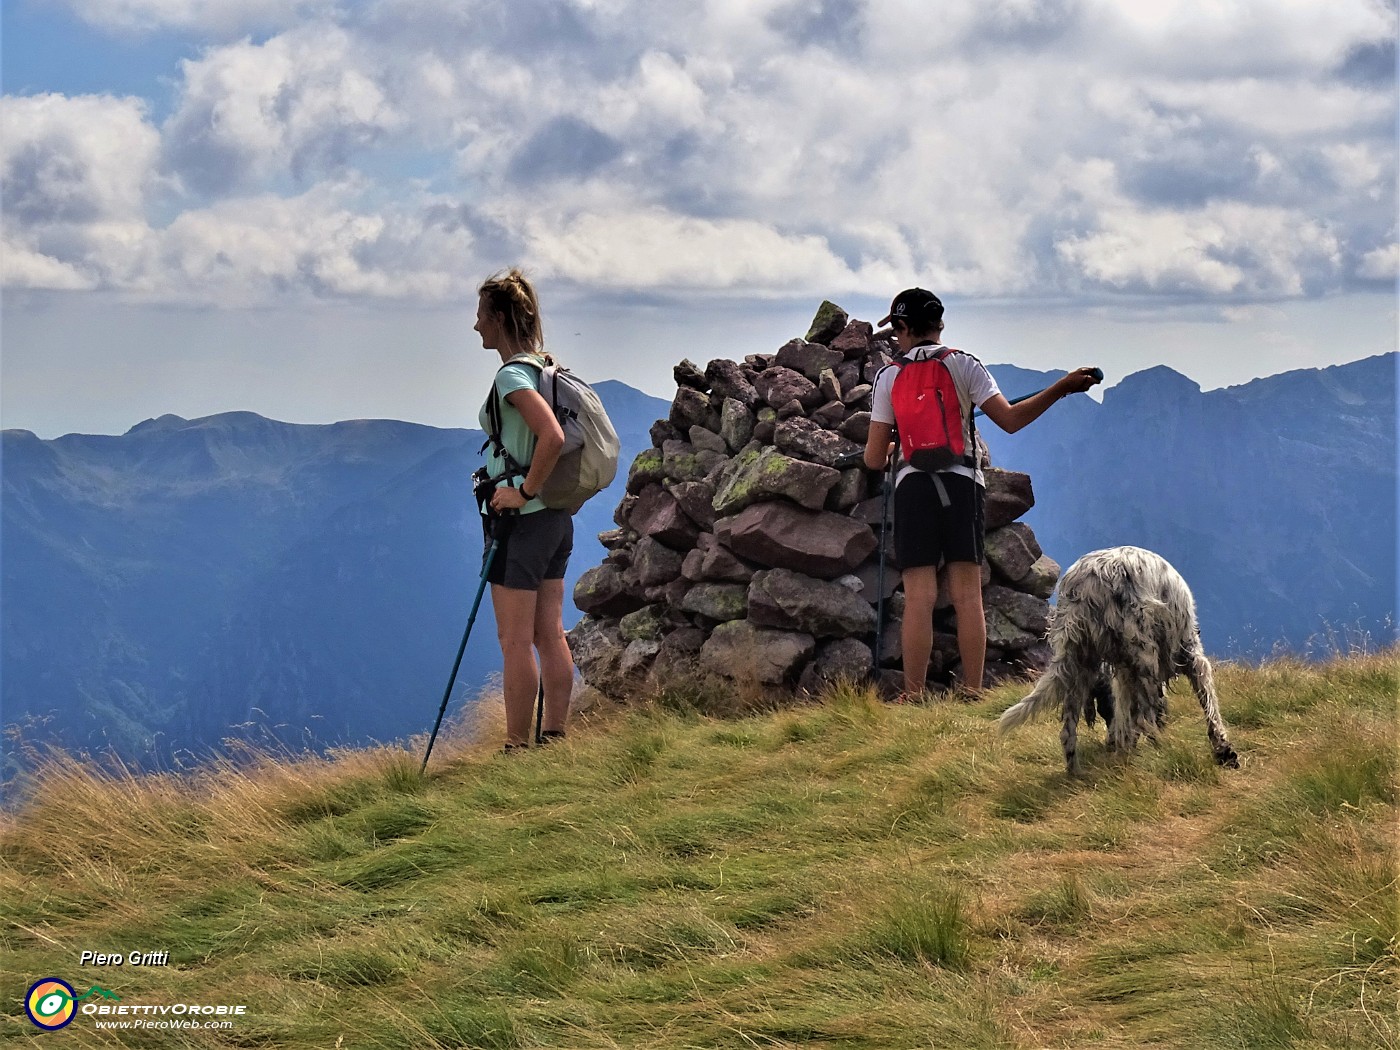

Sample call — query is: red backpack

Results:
[888,346,977,472]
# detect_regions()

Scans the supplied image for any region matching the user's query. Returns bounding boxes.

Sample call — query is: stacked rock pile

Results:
[569,302,1062,700]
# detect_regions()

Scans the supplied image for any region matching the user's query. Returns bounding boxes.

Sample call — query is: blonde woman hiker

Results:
[474,269,575,751]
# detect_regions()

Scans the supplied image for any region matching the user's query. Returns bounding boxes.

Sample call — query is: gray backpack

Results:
[486,354,621,514]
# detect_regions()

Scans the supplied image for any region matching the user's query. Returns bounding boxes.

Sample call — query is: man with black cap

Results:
[864,288,1101,699]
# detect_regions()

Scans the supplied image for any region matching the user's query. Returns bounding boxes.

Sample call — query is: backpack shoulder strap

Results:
[931,346,980,465]
[484,355,547,481]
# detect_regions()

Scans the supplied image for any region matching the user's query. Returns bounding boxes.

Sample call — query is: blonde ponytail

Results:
[478,268,546,357]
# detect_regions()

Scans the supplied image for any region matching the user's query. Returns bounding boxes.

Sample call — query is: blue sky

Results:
[2,0,1396,437]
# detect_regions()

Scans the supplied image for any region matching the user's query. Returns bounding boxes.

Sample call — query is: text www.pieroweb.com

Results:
[94,1018,236,1031]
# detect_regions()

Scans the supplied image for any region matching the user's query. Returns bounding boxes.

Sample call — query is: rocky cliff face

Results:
[569,303,1061,700]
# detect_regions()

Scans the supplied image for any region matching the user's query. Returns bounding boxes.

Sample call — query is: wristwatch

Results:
[519,483,536,501]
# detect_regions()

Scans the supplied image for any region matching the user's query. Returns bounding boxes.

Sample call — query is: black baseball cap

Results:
[879,288,944,328]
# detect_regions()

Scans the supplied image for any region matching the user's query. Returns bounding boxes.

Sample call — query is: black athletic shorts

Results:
[483,508,573,589]
[892,471,984,570]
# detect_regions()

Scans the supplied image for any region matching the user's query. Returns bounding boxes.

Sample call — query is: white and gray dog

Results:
[999,546,1239,774]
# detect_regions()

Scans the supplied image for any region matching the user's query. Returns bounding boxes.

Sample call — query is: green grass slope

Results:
[2,652,1396,1049]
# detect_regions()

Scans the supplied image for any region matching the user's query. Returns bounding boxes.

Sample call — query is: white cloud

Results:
[1140,78,1392,138]
[162,25,404,193]
[1055,204,1341,296]
[143,182,480,304]
[1357,242,1399,281]
[1085,0,1394,75]
[1,94,159,223]
[0,240,96,290]
[521,207,897,293]
[54,0,333,34]
[0,91,479,302]
[4,0,1395,307]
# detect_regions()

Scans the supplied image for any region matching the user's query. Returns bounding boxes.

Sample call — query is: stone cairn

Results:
[569,302,1061,702]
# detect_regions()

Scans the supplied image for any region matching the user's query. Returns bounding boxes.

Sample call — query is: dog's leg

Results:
[1060,685,1081,776]
[1107,666,1130,754]
[1060,656,1104,774]
[1087,669,1114,728]
[1180,641,1239,768]
[1130,652,1165,744]
[1109,665,1158,754]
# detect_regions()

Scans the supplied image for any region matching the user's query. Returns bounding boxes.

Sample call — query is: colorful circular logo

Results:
[26,979,77,1030]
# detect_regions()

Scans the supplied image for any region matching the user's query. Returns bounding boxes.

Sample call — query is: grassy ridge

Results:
[2,652,1396,1049]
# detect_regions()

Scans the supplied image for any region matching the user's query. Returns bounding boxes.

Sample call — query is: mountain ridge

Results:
[3,355,1394,763]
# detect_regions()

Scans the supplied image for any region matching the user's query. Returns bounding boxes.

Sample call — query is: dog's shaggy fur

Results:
[999,546,1239,774]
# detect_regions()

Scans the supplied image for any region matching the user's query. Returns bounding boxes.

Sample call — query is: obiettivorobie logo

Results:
[24,977,247,1032]
[24,979,120,1031]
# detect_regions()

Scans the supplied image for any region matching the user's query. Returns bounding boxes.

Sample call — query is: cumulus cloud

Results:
[1357,242,1399,281]
[152,183,477,303]
[53,0,333,34]
[1,94,158,223]
[162,25,403,194]
[4,0,1396,306]
[1054,203,1342,296]
[521,207,898,293]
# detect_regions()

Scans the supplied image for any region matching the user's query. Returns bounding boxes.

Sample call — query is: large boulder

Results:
[747,568,878,638]
[984,584,1051,637]
[706,359,760,409]
[670,480,718,530]
[830,320,874,358]
[700,542,760,583]
[568,616,627,695]
[775,338,844,381]
[712,446,841,515]
[618,605,671,643]
[699,620,815,684]
[985,522,1043,584]
[574,564,645,618]
[627,448,665,494]
[753,366,821,411]
[799,637,874,692]
[680,583,749,623]
[651,626,706,681]
[720,397,756,451]
[628,484,701,550]
[805,301,850,345]
[716,502,878,579]
[669,386,717,430]
[773,416,862,467]
[984,607,1041,652]
[661,439,723,483]
[631,536,686,587]
[983,468,1035,530]
[673,359,708,391]
[1019,554,1062,598]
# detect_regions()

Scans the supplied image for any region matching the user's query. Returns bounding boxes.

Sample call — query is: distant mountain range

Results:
[983,353,1395,656]
[3,356,1394,766]
[1,383,662,766]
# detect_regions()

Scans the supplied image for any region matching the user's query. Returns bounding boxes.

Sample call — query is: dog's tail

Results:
[998,665,1071,733]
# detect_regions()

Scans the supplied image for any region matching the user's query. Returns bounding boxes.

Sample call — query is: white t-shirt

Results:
[869,344,1001,488]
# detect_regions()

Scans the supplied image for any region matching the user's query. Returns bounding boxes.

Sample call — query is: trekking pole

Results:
[973,368,1103,419]
[533,679,545,745]
[831,446,897,685]
[871,451,896,682]
[420,526,503,774]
